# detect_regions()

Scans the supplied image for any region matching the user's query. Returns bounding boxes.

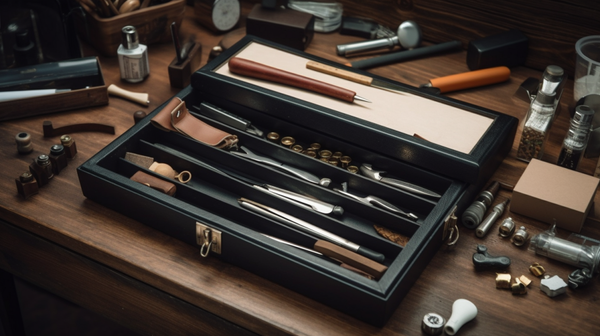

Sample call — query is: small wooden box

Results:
[0,57,108,121]
[168,43,203,88]
[74,0,186,57]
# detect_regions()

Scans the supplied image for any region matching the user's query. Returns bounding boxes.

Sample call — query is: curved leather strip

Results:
[42,120,115,137]
[130,171,176,196]
[151,97,238,149]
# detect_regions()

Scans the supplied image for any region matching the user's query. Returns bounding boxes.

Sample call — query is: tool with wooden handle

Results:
[108,84,149,106]
[420,66,511,93]
[228,57,370,104]
[306,60,406,94]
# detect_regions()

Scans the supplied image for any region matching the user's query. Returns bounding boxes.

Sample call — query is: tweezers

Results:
[254,184,344,215]
[232,146,329,186]
[334,188,418,220]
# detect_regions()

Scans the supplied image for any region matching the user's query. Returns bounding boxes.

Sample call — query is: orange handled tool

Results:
[422,66,511,93]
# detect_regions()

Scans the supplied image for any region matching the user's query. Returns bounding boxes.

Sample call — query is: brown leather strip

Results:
[130,171,176,196]
[151,97,238,149]
[42,120,115,137]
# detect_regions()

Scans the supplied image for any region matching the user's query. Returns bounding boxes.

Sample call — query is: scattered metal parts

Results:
[29,154,53,187]
[43,120,115,137]
[266,132,280,143]
[475,198,510,238]
[60,135,77,159]
[511,278,527,295]
[422,312,445,335]
[496,273,511,289]
[511,226,529,246]
[540,275,568,297]
[49,144,68,175]
[15,171,38,198]
[529,262,546,277]
[568,268,593,289]
[15,132,33,154]
[518,275,532,287]
[472,244,511,270]
[498,217,516,237]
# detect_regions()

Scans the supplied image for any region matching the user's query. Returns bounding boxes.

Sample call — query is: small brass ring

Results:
[347,165,359,173]
[266,132,280,143]
[175,170,192,183]
[304,150,316,158]
[281,136,295,147]
[291,144,303,152]
[309,143,321,151]
[319,149,332,159]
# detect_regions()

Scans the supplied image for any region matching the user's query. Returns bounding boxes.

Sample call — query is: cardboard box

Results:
[512,159,600,232]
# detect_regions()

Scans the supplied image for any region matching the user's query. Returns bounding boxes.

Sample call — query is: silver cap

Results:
[121,25,139,49]
[422,313,445,335]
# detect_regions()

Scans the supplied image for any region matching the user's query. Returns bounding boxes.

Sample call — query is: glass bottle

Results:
[516,90,556,162]
[117,26,149,83]
[557,105,594,170]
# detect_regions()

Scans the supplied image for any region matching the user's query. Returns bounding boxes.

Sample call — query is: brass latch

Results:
[442,206,459,246]
[196,222,222,257]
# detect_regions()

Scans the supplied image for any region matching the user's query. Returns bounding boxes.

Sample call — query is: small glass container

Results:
[516,91,556,162]
[557,105,594,170]
[117,26,149,83]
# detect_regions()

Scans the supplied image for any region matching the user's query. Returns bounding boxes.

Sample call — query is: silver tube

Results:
[475,199,509,238]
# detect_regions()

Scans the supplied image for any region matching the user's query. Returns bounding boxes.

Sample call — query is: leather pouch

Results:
[130,171,177,196]
[151,97,238,150]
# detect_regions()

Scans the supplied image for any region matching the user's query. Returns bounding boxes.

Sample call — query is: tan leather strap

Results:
[130,171,176,196]
[151,97,238,150]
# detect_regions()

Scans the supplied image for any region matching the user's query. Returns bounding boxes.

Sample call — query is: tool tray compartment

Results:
[78,37,517,326]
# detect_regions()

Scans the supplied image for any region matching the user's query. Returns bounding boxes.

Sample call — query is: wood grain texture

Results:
[296,0,600,75]
[1,3,600,336]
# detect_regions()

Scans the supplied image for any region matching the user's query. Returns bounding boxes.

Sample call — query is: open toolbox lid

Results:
[191,35,517,185]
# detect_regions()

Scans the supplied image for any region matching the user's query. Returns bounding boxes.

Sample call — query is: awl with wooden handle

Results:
[228,57,371,104]
[420,66,511,93]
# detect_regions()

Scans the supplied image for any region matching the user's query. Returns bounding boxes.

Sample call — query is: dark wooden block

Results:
[168,43,203,89]
[246,4,314,51]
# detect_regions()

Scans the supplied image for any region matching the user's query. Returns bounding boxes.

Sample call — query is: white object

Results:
[540,275,568,297]
[117,26,149,83]
[444,299,477,335]
[0,89,69,102]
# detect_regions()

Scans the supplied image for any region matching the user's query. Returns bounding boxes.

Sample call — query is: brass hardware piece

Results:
[512,226,529,246]
[498,217,515,237]
[196,222,222,257]
[518,275,532,287]
[495,273,511,289]
[442,206,459,246]
[347,165,359,173]
[291,144,303,152]
[309,143,321,151]
[318,149,332,159]
[529,262,545,277]
[320,157,329,163]
[304,150,316,158]
[340,155,352,168]
[328,159,339,166]
[280,136,295,147]
[266,132,280,143]
[331,151,343,160]
[511,279,527,295]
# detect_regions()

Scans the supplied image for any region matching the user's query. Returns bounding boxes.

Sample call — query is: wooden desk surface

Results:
[2,5,600,336]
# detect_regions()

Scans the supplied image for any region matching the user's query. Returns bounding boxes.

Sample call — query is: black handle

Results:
[472,245,511,270]
[356,246,385,263]
[351,40,462,70]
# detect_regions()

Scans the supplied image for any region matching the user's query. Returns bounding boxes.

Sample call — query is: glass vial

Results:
[117,26,149,83]
[516,90,556,162]
[557,105,594,170]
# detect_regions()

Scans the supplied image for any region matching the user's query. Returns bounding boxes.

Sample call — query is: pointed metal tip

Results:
[354,95,371,103]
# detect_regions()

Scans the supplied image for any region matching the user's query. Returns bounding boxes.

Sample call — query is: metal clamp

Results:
[196,222,222,257]
[443,206,460,246]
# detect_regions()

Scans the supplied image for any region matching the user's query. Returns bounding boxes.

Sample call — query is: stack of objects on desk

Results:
[77,36,517,326]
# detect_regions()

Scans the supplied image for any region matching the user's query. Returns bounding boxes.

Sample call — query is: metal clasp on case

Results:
[196,222,222,257]
[443,206,459,246]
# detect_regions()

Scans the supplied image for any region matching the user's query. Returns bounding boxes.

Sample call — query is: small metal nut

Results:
[266,132,280,143]
[309,143,321,151]
[304,150,316,158]
[339,155,352,168]
[511,280,527,295]
[347,165,359,173]
[280,136,295,147]
[328,159,339,166]
[421,313,445,335]
[291,144,303,152]
[512,226,529,246]
[19,171,34,183]
[331,151,343,160]
[499,217,515,237]
[15,132,33,154]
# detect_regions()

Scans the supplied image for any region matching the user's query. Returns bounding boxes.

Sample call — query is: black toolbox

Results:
[78,36,517,326]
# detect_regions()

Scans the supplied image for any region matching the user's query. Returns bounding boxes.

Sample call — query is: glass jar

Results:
[516,91,556,162]
[557,105,595,170]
